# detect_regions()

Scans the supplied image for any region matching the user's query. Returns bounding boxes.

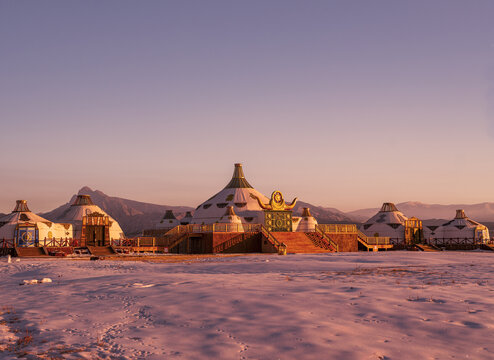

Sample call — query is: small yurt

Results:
[294,208,318,232]
[157,210,180,229]
[191,163,269,225]
[361,203,408,243]
[218,206,244,231]
[0,200,72,246]
[180,211,193,225]
[429,210,490,244]
[54,195,124,244]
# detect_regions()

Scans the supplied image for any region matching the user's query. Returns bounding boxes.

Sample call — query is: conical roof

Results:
[302,207,312,217]
[380,203,399,212]
[441,209,481,228]
[219,206,243,226]
[157,210,180,229]
[224,163,253,189]
[364,202,408,225]
[54,194,124,239]
[191,163,268,225]
[72,195,94,206]
[180,211,193,225]
[163,210,177,220]
[13,200,30,212]
[0,200,73,241]
[455,209,467,219]
[294,207,318,232]
[1,200,50,224]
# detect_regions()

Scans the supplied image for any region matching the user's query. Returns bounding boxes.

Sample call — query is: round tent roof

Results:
[0,200,72,240]
[157,210,180,229]
[191,163,269,224]
[364,202,408,226]
[440,209,484,230]
[54,195,124,239]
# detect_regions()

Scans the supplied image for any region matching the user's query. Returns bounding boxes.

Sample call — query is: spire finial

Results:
[224,163,253,189]
[13,200,30,212]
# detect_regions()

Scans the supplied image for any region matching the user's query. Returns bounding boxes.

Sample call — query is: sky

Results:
[1,0,494,213]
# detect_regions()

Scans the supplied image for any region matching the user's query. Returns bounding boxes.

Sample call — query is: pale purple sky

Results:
[1,0,494,213]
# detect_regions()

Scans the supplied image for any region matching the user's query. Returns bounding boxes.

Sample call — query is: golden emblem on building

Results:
[251,190,297,211]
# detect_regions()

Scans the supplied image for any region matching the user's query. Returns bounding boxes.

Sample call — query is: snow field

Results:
[0,252,493,359]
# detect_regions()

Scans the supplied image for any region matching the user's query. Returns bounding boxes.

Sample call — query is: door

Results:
[86,226,106,246]
[17,227,38,247]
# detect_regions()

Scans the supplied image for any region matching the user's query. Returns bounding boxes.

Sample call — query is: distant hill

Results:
[42,187,194,236]
[347,201,494,222]
[293,201,354,224]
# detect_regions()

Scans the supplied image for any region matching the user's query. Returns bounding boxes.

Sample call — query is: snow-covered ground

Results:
[1,252,494,359]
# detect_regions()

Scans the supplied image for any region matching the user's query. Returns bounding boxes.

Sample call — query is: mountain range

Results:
[38,187,494,236]
[41,187,194,236]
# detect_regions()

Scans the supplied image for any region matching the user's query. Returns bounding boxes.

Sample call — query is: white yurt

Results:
[54,195,124,241]
[294,207,318,232]
[191,163,269,225]
[218,206,244,231]
[157,210,180,229]
[180,211,193,225]
[0,200,72,246]
[360,203,408,242]
[428,210,490,244]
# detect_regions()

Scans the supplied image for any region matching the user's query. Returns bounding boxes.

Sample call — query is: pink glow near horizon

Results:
[1,1,494,213]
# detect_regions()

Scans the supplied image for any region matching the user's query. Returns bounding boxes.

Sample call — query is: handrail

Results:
[315,226,339,251]
[163,223,263,235]
[259,225,282,250]
[357,230,390,245]
[317,224,357,233]
[168,232,189,252]
[212,233,245,253]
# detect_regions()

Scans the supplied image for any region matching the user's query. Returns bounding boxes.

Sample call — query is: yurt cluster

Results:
[360,203,490,248]
[0,163,492,256]
[0,195,124,252]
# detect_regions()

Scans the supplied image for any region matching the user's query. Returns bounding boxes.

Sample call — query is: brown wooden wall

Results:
[327,233,358,252]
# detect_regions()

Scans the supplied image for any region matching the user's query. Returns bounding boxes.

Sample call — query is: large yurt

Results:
[360,203,409,243]
[156,210,180,230]
[191,163,269,225]
[53,194,124,244]
[0,200,72,246]
[293,207,318,232]
[426,210,490,244]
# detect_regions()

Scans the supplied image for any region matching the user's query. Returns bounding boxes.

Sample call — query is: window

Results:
[203,204,212,209]
[234,202,247,208]
[225,194,234,201]
[216,203,228,208]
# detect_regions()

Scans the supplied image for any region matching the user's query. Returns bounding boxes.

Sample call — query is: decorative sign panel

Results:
[264,210,292,232]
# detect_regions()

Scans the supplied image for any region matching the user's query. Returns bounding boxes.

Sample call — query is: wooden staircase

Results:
[213,233,245,253]
[415,244,442,252]
[15,247,48,257]
[87,246,115,256]
[305,232,338,252]
[167,232,189,253]
[269,232,335,254]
